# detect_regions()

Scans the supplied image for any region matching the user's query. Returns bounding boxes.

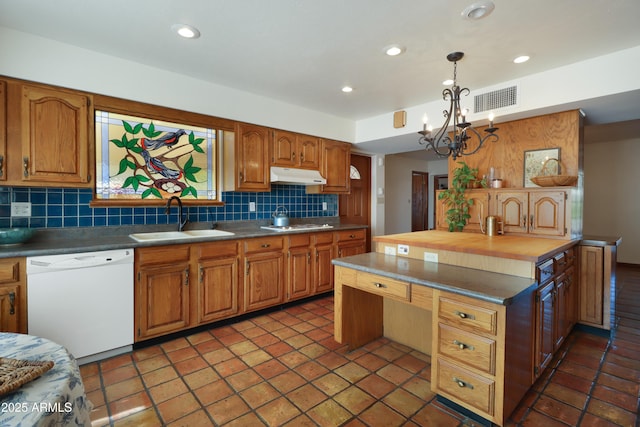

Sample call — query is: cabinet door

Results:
[0,80,6,182]
[0,284,20,333]
[137,262,190,339]
[320,140,350,193]
[235,123,270,191]
[465,191,491,232]
[555,267,576,350]
[272,129,296,167]
[197,257,239,324]
[244,251,284,311]
[336,241,366,258]
[579,246,604,326]
[297,135,320,169]
[314,242,334,293]
[534,281,555,377]
[20,84,92,185]
[288,246,312,301]
[529,191,566,236]
[496,191,528,234]
[435,191,448,231]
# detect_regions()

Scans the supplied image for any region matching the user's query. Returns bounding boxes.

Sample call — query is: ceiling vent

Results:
[474,85,518,113]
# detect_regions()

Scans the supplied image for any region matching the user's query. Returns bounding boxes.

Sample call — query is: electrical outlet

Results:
[424,252,439,263]
[384,246,396,255]
[11,202,31,217]
[249,202,256,212]
[322,202,328,211]
[397,244,409,255]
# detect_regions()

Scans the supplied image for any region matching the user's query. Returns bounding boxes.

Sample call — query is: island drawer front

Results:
[244,236,284,253]
[536,258,554,284]
[353,271,410,302]
[436,358,495,416]
[438,324,496,375]
[438,297,498,336]
[334,229,366,242]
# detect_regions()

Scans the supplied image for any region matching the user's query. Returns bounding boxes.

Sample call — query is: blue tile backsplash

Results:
[0,185,338,229]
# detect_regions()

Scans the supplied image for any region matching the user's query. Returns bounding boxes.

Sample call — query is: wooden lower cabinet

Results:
[195,241,239,324]
[0,257,27,333]
[335,229,366,258]
[135,245,191,340]
[287,234,312,301]
[243,236,285,312]
[314,232,334,293]
[578,244,616,330]
[534,280,555,376]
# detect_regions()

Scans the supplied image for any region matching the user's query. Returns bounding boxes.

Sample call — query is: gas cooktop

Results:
[260,224,334,232]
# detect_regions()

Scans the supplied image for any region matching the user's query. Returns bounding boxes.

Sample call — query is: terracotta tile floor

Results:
[81,264,640,426]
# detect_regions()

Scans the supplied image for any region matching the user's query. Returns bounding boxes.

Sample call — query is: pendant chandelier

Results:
[418,52,498,160]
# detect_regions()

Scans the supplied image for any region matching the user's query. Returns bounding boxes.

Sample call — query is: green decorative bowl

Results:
[0,228,35,245]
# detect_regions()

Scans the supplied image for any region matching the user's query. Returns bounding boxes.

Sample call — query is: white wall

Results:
[383,155,447,235]
[583,137,640,264]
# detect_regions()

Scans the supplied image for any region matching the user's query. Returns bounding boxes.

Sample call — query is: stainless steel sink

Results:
[129,229,234,242]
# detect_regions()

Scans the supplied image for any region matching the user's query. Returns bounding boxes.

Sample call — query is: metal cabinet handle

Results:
[307,252,311,264]
[453,340,474,351]
[0,155,3,177]
[261,243,270,248]
[184,269,189,286]
[23,157,29,177]
[246,259,250,275]
[530,214,534,229]
[199,265,203,283]
[454,310,475,320]
[292,152,296,159]
[453,377,474,390]
[373,282,387,289]
[9,292,15,315]
[522,215,527,228]
[239,171,244,182]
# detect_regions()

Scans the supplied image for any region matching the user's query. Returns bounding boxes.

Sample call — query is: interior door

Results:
[339,154,371,251]
[411,171,428,231]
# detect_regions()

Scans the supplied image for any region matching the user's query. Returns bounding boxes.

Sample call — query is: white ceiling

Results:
[1,0,639,155]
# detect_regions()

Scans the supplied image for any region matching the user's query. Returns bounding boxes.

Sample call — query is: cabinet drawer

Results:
[438,296,497,336]
[244,236,284,253]
[136,245,190,265]
[334,229,365,242]
[536,258,554,284]
[288,234,311,248]
[198,241,238,258]
[314,231,334,245]
[438,324,496,374]
[437,358,495,416]
[352,271,410,302]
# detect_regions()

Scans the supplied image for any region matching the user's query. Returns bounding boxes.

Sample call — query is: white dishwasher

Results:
[27,248,134,364]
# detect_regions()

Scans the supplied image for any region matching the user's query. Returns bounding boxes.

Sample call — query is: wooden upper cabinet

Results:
[496,191,529,234]
[17,83,92,186]
[465,190,491,233]
[234,123,271,191]
[271,130,320,170]
[529,191,565,236]
[309,139,350,194]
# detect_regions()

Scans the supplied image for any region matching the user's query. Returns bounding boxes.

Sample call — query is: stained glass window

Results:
[95,111,218,200]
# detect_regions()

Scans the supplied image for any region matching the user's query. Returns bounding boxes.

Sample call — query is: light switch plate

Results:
[11,202,31,217]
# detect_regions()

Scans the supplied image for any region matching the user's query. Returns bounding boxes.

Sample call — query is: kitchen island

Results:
[332,230,581,426]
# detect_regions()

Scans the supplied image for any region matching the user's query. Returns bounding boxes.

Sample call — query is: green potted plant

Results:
[438,161,486,232]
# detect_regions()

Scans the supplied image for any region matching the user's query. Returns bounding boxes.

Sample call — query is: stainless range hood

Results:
[270,167,327,185]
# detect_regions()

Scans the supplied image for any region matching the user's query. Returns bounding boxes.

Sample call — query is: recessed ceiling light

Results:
[384,45,405,56]
[513,55,530,64]
[341,86,353,93]
[461,1,495,20]
[171,24,201,39]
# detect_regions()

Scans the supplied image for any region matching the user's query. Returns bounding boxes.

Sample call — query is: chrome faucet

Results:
[165,196,188,231]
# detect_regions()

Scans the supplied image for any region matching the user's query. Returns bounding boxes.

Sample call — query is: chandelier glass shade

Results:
[418,52,498,160]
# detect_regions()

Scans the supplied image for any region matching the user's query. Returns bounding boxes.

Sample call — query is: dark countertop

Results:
[332,252,537,306]
[580,235,622,247]
[0,219,367,258]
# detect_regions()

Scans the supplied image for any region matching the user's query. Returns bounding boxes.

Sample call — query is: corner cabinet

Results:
[3,78,93,187]
[0,258,27,333]
[232,122,271,191]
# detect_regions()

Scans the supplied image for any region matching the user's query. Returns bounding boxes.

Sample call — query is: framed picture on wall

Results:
[524,148,560,187]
